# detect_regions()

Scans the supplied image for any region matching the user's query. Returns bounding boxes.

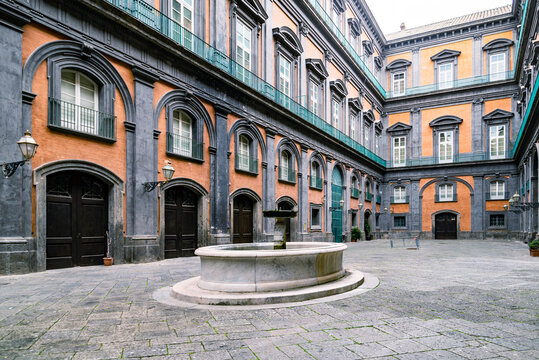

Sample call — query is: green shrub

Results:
[351,227,362,241]
[529,239,539,250]
[364,222,371,239]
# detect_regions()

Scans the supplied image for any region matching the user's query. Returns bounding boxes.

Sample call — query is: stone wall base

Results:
[0,237,36,275]
[124,235,160,263]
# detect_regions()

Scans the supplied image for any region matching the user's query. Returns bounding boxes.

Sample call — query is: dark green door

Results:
[331,168,343,242]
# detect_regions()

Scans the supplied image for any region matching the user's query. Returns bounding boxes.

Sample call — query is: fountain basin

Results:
[194,242,346,292]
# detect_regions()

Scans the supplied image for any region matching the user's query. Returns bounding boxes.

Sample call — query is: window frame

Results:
[436,182,457,202]
[278,146,296,184]
[487,212,506,229]
[489,124,506,160]
[166,105,204,162]
[431,49,460,90]
[483,38,513,82]
[392,214,408,229]
[310,203,323,231]
[489,180,506,200]
[392,185,407,204]
[438,130,454,163]
[309,159,323,190]
[392,136,406,167]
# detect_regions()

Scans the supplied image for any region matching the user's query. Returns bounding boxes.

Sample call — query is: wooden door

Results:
[164,187,198,258]
[233,195,253,243]
[435,212,457,239]
[46,172,108,269]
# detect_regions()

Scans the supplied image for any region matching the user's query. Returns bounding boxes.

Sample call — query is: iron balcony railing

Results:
[387,71,515,99]
[485,192,509,201]
[390,196,409,204]
[278,166,296,183]
[387,150,513,168]
[103,0,387,167]
[48,97,116,140]
[166,132,204,160]
[435,193,458,202]
[310,176,323,189]
[235,154,258,174]
[350,187,359,198]
[365,192,373,202]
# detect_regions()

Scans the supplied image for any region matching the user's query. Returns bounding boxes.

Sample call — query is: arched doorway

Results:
[164,187,198,258]
[277,199,295,241]
[364,210,372,240]
[434,212,458,239]
[233,194,254,243]
[331,167,344,242]
[46,171,108,269]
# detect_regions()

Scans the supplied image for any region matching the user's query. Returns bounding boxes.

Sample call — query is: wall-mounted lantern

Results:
[142,160,175,192]
[2,130,38,178]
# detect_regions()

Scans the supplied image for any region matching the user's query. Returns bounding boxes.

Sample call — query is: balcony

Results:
[485,192,509,201]
[166,132,204,161]
[390,196,409,204]
[103,0,387,168]
[235,154,258,174]
[48,97,116,141]
[386,71,515,99]
[365,192,373,202]
[387,150,513,169]
[350,187,359,198]
[310,176,323,189]
[278,167,296,183]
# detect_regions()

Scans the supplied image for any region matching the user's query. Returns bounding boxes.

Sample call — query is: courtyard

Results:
[0,239,537,360]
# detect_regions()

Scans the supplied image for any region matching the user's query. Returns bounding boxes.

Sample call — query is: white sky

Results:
[365,0,513,35]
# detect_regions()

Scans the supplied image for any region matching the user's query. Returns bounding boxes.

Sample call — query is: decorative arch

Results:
[229,188,263,241]
[272,26,303,56]
[330,161,346,183]
[431,209,462,238]
[23,40,134,124]
[276,195,297,207]
[276,137,301,172]
[158,178,209,252]
[228,118,267,162]
[308,151,327,179]
[154,89,216,148]
[419,176,474,197]
[386,58,411,70]
[329,79,348,98]
[483,38,514,51]
[33,160,125,271]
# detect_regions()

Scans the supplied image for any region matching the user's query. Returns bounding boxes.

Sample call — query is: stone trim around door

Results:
[229,188,263,243]
[431,209,461,239]
[33,160,124,272]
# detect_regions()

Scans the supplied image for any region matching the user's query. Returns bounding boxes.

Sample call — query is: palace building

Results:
[0,0,538,274]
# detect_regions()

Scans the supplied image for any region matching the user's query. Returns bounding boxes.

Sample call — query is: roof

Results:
[385,5,512,41]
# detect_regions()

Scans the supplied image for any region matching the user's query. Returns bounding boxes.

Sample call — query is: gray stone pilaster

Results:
[212,105,230,242]
[212,0,228,53]
[299,27,307,106]
[411,108,421,159]
[473,35,483,77]
[263,0,273,82]
[412,48,420,87]
[381,112,389,160]
[472,97,484,152]
[410,180,420,231]
[508,175,520,232]
[299,144,309,235]
[511,94,521,147]
[325,157,333,233]
[264,128,277,235]
[359,174,365,240]
[472,176,484,236]
[324,52,332,124]
[129,67,159,237]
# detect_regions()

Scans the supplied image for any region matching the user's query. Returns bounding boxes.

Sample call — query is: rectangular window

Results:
[490,53,506,81]
[236,19,251,83]
[351,211,357,227]
[393,187,406,203]
[238,136,250,171]
[394,216,406,228]
[172,0,194,49]
[393,136,406,167]
[279,55,291,97]
[311,207,321,229]
[438,63,453,89]
[490,125,505,159]
[439,131,453,163]
[393,72,405,96]
[376,134,380,155]
[364,125,370,148]
[332,99,340,129]
[309,81,319,116]
[350,115,357,140]
[490,181,505,200]
[489,214,505,227]
[438,184,454,202]
[172,111,192,157]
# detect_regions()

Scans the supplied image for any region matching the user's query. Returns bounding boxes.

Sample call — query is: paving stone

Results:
[413,335,466,349]
[346,342,397,357]
[189,349,232,360]
[378,338,431,354]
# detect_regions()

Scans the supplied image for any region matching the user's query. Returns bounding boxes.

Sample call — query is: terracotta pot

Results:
[103,257,113,266]
[530,249,539,257]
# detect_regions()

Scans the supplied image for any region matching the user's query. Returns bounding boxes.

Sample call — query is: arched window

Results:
[310,161,322,189]
[171,110,193,157]
[489,180,505,200]
[365,180,372,201]
[237,134,251,171]
[279,150,294,182]
[350,176,359,198]
[393,186,406,203]
[59,70,99,135]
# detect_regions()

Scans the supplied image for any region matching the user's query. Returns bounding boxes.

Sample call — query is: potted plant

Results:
[351,227,362,242]
[103,231,113,266]
[529,239,539,257]
[364,222,372,241]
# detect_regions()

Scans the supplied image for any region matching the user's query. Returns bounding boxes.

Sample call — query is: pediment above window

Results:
[375,120,383,133]
[347,18,361,37]
[374,56,383,69]
[387,121,411,133]
[306,58,329,79]
[362,40,374,56]
[430,49,461,61]
[363,109,375,124]
[429,115,463,127]
[273,27,303,56]
[483,38,513,51]
[330,79,348,98]
[348,97,362,113]
[483,109,513,122]
[333,0,346,13]
[386,58,411,70]
[232,0,268,23]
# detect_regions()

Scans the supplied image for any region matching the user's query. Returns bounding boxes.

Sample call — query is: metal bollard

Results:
[390,239,393,248]
[415,236,419,249]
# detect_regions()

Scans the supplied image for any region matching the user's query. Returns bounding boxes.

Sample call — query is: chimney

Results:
[400,22,406,31]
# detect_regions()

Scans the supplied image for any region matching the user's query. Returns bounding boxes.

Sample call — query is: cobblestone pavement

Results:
[0,240,538,360]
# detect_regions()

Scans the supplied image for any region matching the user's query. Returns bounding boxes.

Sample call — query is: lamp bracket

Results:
[142,181,167,192]
[2,160,26,178]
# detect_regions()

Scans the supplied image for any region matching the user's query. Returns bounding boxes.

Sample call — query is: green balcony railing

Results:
[387,149,514,168]
[104,0,387,167]
[235,154,258,174]
[390,196,409,204]
[166,132,204,160]
[387,71,515,99]
[365,192,373,202]
[278,167,296,183]
[48,97,116,140]
[310,176,323,189]
[350,187,359,198]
